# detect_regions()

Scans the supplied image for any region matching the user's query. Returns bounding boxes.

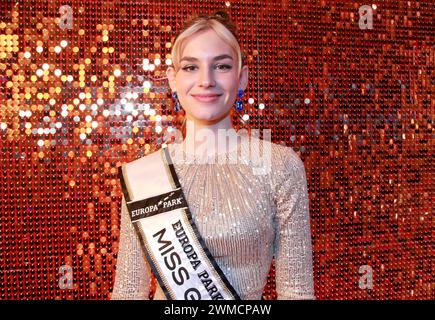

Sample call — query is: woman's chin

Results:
[188,111,229,124]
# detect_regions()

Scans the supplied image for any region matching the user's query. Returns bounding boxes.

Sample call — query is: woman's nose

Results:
[198,68,216,87]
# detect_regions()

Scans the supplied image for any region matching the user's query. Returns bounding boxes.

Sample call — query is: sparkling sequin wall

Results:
[0,0,433,300]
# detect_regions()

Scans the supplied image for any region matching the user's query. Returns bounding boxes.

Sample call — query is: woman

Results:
[111,12,315,300]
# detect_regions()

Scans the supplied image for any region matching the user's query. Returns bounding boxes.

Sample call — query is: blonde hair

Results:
[170,12,245,74]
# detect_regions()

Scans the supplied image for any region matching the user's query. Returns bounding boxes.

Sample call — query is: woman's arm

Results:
[273,153,315,300]
[111,195,151,300]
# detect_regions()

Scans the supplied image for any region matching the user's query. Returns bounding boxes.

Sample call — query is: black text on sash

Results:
[127,188,188,222]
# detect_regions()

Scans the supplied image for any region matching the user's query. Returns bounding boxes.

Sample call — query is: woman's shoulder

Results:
[271,140,305,171]
[270,143,306,191]
[240,135,306,192]
[120,147,170,199]
[123,148,162,175]
[244,134,305,173]
[121,148,164,189]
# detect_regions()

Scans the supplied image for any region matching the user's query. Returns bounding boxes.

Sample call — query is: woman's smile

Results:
[190,93,222,103]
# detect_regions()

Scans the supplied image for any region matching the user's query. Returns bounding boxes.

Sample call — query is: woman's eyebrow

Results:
[180,54,234,63]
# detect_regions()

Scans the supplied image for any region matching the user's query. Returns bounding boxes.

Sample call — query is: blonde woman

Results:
[111,12,315,300]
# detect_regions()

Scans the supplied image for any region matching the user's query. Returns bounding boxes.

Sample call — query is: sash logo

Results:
[161,197,183,208]
[131,204,158,217]
[127,190,187,222]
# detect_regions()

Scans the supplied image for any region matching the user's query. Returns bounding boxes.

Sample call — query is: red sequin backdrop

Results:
[0,0,433,300]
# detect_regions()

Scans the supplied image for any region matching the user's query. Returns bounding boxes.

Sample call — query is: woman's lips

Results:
[191,94,221,103]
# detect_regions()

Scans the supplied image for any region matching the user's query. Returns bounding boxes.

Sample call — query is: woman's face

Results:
[167,28,248,125]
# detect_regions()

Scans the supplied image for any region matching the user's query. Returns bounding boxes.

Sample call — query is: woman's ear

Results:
[239,65,249,91]
[166,67,177,92]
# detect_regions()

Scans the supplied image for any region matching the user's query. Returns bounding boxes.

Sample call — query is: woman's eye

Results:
[181,65,197,72]
[181,64,232,72]
[215,64,232,71]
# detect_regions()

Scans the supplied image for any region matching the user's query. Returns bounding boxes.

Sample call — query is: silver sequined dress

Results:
[111,133,315,300]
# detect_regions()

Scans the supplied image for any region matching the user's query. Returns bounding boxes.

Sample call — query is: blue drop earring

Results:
[235,89,244,111]
[172,91,181,112]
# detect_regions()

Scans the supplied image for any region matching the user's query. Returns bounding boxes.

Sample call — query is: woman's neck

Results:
[182,115,241,156]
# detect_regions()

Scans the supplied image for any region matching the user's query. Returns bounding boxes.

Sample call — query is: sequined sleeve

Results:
[273,151,316,300]
[111,195,151,300]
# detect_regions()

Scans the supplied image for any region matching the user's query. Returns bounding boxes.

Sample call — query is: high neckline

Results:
[167,131,246,164]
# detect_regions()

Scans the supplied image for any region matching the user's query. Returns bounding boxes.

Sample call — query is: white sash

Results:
[118,146,240,300]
